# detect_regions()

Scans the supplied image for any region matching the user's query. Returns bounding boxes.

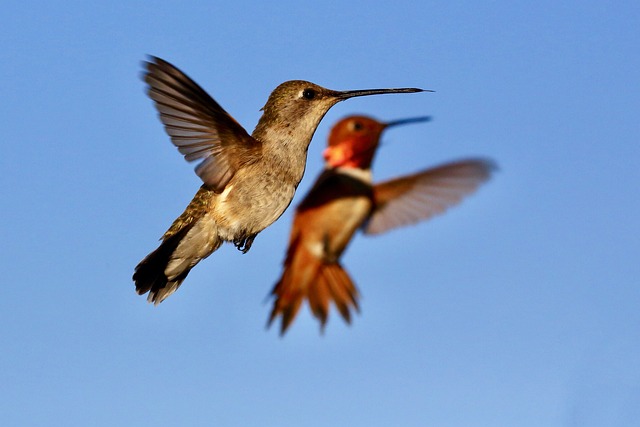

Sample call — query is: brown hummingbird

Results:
[133,57,426,304]
[268,115,496,334]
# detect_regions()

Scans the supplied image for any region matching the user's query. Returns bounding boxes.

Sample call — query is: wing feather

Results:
[365,158,496,234]
[143,56,260,190]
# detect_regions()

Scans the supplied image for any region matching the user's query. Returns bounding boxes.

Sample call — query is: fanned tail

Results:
[133,187,222,305]
[268,246,359,335]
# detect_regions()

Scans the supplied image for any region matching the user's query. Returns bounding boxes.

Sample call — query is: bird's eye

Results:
[302,89,317,100]
[351,121,363,131]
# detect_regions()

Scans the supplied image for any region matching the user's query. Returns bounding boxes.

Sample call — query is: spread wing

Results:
[364,158,496,235]
[143,56,260,191]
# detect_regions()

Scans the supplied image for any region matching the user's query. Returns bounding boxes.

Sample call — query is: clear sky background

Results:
[1,1,639,426]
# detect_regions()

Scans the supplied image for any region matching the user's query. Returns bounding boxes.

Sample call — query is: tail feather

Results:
[268,247,360,334]
[133,224,193,305]
[323,264,360,324]
[307,273,331,328]
[267,262,313,334]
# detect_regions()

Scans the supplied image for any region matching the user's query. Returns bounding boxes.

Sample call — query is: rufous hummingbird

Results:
[133,57,426,304]
[268,115,495,334]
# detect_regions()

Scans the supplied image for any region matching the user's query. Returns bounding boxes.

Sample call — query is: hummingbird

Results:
[133,56,426,305]
[267,115,496,334]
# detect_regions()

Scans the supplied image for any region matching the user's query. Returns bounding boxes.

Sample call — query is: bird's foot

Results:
[234,234,257,253]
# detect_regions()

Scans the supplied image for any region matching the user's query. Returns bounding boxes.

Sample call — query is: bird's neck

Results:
[330,165,373,184]
[252,123,314,186]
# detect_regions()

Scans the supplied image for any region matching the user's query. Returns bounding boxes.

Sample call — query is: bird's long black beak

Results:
[384,116,432,129]
[335,87,431,100]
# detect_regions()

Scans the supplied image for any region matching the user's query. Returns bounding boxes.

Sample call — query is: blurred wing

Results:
[144,56,260,190]
[364,158,496,235]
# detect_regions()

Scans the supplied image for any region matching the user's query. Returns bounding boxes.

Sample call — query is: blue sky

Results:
[1,1,639,426]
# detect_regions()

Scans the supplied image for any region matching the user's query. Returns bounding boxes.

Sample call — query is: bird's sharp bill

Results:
[385,116,432,128]
[335,87,429,100]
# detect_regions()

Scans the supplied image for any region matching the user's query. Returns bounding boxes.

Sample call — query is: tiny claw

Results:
[234,234,257,253]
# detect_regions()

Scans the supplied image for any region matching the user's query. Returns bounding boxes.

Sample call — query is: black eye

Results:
[302,89,317,100]
[353,121,363,131]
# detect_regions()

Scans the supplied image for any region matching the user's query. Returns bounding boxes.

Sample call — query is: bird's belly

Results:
[304,196,372,258]
[215,178,296,239]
